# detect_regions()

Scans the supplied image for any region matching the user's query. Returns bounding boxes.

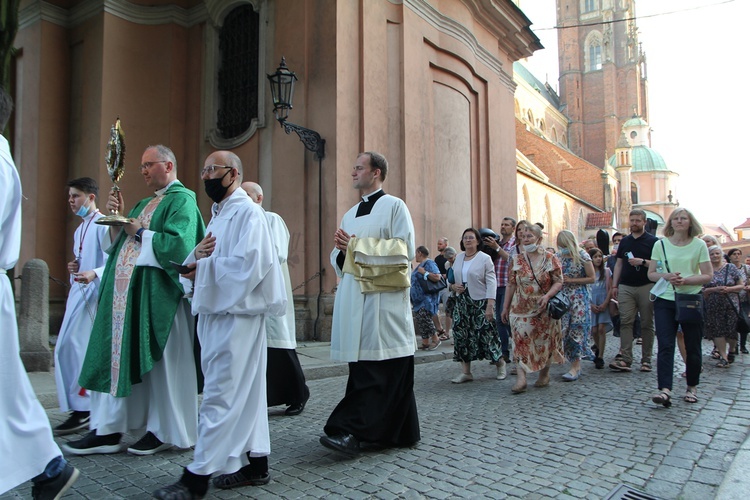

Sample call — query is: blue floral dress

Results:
[557,249,594,362]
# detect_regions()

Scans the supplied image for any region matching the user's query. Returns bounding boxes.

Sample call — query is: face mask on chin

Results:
[75,201,91,218]
[204,170,232,204]
[523,243,538,253]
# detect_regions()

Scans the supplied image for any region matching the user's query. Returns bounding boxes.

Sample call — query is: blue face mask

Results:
[75,202,90,218]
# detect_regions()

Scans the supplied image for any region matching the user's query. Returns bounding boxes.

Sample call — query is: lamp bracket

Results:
[279,119,325,160]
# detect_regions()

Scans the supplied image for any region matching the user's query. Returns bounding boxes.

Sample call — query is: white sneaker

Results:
[496,359,507,380]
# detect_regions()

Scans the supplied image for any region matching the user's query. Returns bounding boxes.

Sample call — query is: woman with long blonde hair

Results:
[555,230,595,381]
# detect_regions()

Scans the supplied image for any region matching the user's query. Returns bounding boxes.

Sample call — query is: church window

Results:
[631,182,638,204]
[217,5,259,140]
[584,31,603,72]
[204,0,268,148]
[583,0,598,13]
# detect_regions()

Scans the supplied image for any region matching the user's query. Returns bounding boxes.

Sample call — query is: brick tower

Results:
[557,0,649,165]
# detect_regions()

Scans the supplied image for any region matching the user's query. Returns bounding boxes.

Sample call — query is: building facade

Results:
[9,0,541,339]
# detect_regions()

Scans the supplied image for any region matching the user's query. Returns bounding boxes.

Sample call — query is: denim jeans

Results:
[654,298,702,390]
[495,286,510,359]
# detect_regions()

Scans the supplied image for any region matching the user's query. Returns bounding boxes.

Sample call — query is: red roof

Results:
[585,212,613,229]
[733,218,750,230]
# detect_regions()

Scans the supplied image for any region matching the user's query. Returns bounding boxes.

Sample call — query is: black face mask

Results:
[204,169,232,203]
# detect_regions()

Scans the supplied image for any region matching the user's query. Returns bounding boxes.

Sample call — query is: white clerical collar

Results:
[155,179,178,196]
[361,188,383,202]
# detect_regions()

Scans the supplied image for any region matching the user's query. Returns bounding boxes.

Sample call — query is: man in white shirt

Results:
[242,181,310,416]
[321,151,420,457]
[153,151,286,498]
[53,177,109,435]
[0,85,80,500]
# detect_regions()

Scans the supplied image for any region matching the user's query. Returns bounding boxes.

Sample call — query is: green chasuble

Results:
[79,181,205,397]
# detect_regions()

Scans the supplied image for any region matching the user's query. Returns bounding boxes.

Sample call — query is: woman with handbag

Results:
[702,246,744,366]
[411,246,443,350]
[648,208,711,406]
[555,230,596,381]
[501,223,564,393]
[727,248,750,354]
[448,228,501,383]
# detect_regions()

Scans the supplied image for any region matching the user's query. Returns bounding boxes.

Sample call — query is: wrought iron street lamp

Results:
[267,57,325,159]
[267,57,326,339]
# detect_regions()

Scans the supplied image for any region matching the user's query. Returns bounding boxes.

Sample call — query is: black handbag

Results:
[721,265,750,334]
[418,262,447,294]
[526,253,569,319]
[660,240,704,323]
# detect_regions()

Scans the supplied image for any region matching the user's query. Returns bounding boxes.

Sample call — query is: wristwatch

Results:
[134,227,145,243]
[641,259,647,266]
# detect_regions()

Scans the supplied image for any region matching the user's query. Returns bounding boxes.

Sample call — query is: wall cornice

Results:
[20,0,209,30]
[403,0,515,93]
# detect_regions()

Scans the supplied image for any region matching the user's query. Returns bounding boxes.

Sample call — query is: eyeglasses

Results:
[201,164,232,175]
[140,160,167,171]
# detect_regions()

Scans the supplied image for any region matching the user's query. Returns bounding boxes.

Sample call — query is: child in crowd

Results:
[588,248,612,369]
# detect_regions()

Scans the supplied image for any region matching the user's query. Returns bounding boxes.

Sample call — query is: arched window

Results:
[584,31,603,72]
[631,182,638,204]
[216,5,259,139]
[204,0,268,148]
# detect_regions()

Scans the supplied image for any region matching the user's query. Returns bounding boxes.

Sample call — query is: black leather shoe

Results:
[285,401,306,416]
[319,434,360,457]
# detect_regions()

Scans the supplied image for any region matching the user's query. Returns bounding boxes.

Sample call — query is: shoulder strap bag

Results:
[526,253,569,320]
[660,240,704,323]
[722,265,750,334]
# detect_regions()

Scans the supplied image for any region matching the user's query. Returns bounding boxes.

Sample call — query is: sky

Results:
[517,0,749,231]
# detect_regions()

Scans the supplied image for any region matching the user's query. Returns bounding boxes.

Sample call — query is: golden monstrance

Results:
[95,117,131,226]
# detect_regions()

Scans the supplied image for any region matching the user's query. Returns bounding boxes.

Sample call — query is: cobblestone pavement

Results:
[3,340,749,499]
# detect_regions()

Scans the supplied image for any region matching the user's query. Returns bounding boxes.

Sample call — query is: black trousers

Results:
[267,348,309,407]
[324,356,420,446]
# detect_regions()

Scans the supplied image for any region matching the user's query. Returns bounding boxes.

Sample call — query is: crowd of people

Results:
[418,208,749,408]
[3,75,748,499]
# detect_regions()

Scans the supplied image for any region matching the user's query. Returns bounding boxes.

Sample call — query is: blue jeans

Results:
[654,298,702,391]
[495,286,510,360]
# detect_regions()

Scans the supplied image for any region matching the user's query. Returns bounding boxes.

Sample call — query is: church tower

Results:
[557,0,649,165]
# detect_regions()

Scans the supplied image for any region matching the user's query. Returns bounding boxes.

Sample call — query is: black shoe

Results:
[127,431,173,456]
[319,433,360,457]
[61,430,122,455]
[212,465,271,489]
[594,357,604,369]
[285,400,306,416]
[741,347,749,354]
[728,352,735,364]
[152,481,204,500]
[31,463,80,500]
[53,411,90,436]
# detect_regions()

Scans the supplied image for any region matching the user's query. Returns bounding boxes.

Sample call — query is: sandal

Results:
[711,349,721,360]
[439,332,450,341]
[727,352,735,364]
[640,362,652,372]
[717,358,729,368]
[609,359,632,372]
[652,390,672,408]
[684,389,698,403]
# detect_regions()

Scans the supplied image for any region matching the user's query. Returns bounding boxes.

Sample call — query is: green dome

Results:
[608,146,668,172]
[623,116,648,128]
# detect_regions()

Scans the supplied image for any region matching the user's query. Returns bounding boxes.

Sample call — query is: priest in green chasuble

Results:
[63,145,205,457]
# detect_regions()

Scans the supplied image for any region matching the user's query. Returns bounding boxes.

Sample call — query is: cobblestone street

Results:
[3,341,748,499]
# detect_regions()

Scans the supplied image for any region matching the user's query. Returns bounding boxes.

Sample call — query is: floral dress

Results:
[704,264,742,341]
[508,250,564,373]
[557,249,594,362]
